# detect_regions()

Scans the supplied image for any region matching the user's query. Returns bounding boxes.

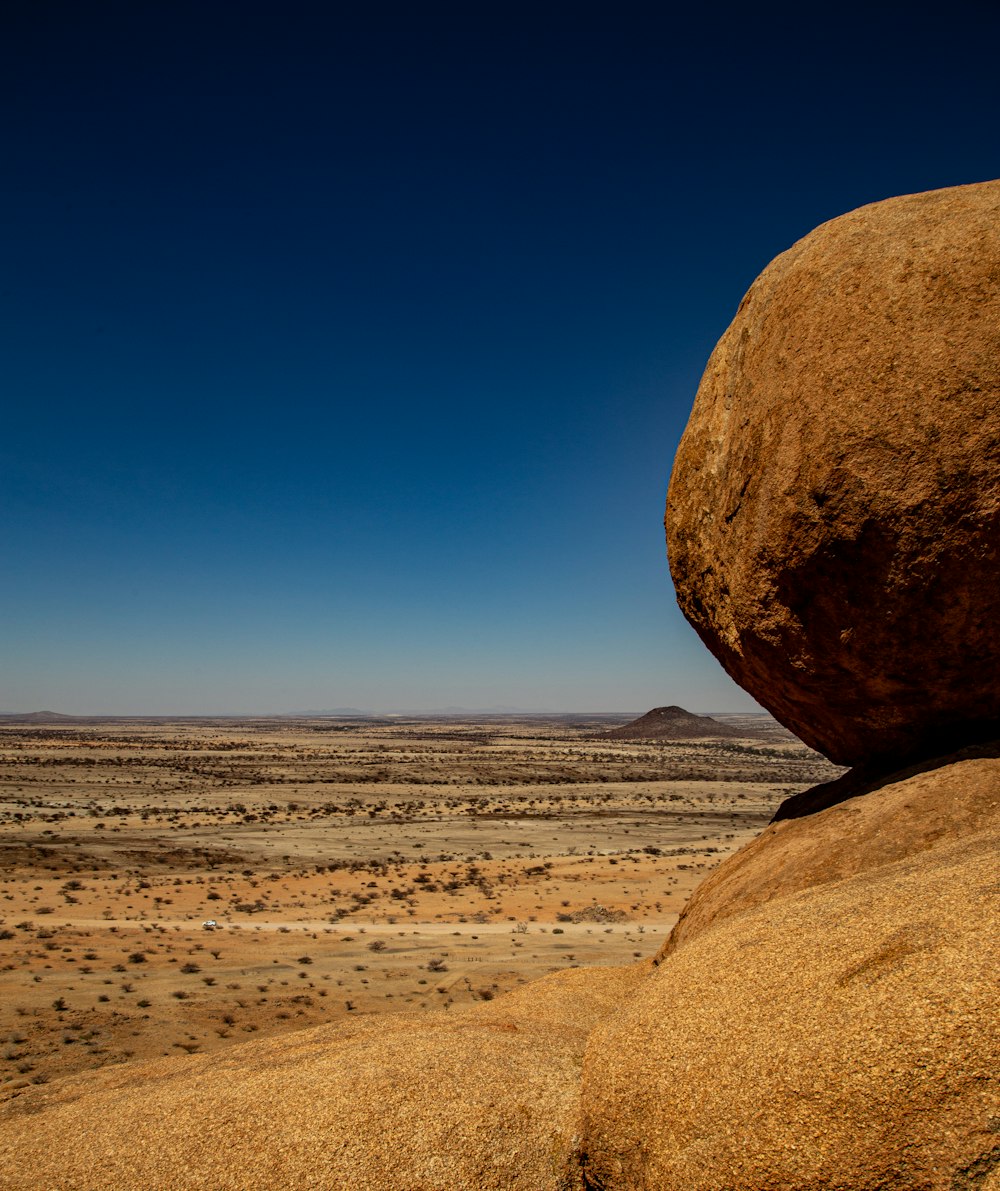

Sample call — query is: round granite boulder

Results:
[655,749,1000,963]
[580,822,1000,1190]
[667,179,1000,766]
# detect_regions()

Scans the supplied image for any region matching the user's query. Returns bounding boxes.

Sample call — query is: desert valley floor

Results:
[0,713,840,1097]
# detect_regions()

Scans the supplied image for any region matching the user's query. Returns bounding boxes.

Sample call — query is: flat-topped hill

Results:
[0,710,79,722]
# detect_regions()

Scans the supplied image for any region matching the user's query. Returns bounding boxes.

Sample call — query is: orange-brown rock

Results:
[656,750,1000,962]
[580,826,1000,1190]
[666,178,1000,767]
[0,963,647,1191]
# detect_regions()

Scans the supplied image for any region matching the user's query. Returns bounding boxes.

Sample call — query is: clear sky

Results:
[3,4,999,715]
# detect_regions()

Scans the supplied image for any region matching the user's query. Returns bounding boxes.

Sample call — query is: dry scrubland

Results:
[0,713,835,1096]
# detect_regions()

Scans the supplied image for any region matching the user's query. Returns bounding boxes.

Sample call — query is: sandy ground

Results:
[0,713,839,1099]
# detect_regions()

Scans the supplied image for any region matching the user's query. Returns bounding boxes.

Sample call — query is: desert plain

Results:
[0,712,839,1098]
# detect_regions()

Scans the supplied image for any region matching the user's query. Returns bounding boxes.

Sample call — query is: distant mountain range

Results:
[0,707,640,720]
[284,708,374,717]
[0,706,767,724]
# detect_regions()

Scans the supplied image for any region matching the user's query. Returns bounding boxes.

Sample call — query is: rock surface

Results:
[581,821,1000,1190]
[0,963,647,1190]
[656,751,1000,962]
[666,178,1000,767]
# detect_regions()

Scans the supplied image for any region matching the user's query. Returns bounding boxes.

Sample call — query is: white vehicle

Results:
[202,919,218,930]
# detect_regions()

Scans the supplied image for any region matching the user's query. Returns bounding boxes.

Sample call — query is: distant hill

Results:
[285,708,373,717]
[600,705,751,741]
[0,710,81,723]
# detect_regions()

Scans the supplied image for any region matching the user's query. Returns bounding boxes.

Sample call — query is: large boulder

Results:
[666,179,1000,767]
[0,963,648,1190]
[579,824,1000,1190]
[656,750,1000,962]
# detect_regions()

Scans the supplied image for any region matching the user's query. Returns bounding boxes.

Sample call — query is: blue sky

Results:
[3,5,999,714]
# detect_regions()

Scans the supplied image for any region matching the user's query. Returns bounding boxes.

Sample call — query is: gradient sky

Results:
[3,4,999,714]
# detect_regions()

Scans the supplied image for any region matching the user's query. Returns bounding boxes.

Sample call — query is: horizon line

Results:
[0,706,771,721]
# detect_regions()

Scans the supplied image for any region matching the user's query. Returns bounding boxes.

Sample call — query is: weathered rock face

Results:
[0,963,647,1191]
[580,817,1000,1190]
[666,179,1000,767]
[655,750,1000,963]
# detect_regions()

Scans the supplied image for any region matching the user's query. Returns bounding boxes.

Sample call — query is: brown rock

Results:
[656,751,1000,962]
[580,826,1000,1190]
[0,963,647,1190]
[666,178,1000,767]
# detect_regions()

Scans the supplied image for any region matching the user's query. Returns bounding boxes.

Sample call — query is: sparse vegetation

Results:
[0,713,834,1096]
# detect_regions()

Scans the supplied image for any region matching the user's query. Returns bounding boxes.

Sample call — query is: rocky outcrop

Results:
[581,821,1000,1190]
[655,749,1000,962]
[589,180,1000,1185]
[0,963,647,1190]
[666,179,1000,768]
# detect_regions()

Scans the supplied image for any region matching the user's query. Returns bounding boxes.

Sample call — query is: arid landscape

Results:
[5,8,1000,1180]
[2,175,998,1188]
[0,711,837,1098]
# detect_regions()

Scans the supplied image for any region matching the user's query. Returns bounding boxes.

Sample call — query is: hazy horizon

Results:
[0,701,768,719]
